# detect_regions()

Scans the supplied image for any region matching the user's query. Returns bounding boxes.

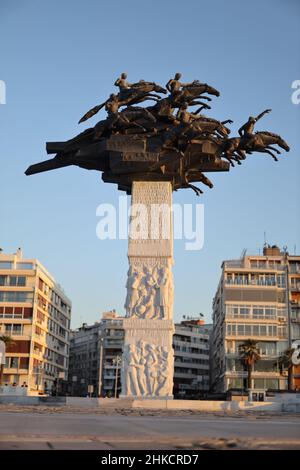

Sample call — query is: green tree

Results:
[239,339,261,390]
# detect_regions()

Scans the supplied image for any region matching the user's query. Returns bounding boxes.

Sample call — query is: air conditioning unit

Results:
[278,317,286,322]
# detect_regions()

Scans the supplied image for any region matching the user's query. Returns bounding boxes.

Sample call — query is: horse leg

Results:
[194,104,211,114]
[222,153,235,167]
[188,183,203,196]
[236,149,246,160]
[267,145,281,154]
[198,96,212,101]
[256,148,278,162]
[147,93,163,100]
[233,155,242,165]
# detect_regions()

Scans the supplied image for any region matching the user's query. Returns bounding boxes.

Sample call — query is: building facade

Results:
[0,249,72,395]
[68,310,124,397]
[212,246,300,392]
[173,319,211,398]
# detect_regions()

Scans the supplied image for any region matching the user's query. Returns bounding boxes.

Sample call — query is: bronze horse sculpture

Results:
[222,131,290,166]
[25,73,290,197]
[79,81,166,124]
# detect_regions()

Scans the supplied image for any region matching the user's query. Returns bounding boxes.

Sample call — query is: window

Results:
[268,325,277,336]
[253,325,259,336]
[277,274,286,288]
[0,275,26,286]
[258,341,276,356]
[253,307,264,319]
[278,326,287,338]
[0,291,33,302]
[16,263,33,270]
[260,325,267,336]
[13,324,22,335]
[237,325,244,335]
[265,308,276,319]
[240,306,250,317]
[245,325,251,336]
[5,324,23,335]
[0,262,13,269]
[17,276,26,286]
[10,357,19,369]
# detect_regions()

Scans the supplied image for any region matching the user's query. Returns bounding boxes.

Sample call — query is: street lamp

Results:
[98,334,104,397]
[0,340,6,387]
[112,355,122,399]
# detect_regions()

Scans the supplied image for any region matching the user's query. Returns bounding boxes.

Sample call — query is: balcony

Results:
[224,261,285,271]
[225,370,281,377]
[33,349,43,357]
[290,285,300,292]
[226,279,278,286]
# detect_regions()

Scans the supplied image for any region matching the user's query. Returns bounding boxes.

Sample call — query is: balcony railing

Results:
[290,285,300,292]
[224,261,285,271]
[225,280,278,287]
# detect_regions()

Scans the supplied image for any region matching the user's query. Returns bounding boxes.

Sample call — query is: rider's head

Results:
[249,116,256,122]
[121,72,127,79]
[175,72,182,80]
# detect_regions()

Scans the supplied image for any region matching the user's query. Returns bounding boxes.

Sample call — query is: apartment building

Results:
[0,249,72,395]
[173,318,211,398]
[68,310,124,397]
[212,245,300,392]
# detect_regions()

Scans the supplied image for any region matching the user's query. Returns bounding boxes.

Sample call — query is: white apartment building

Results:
[173,319,211,398]
[212,245,300,392]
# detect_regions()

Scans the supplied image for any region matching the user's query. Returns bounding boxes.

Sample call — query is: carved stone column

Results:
[120,181,175,399]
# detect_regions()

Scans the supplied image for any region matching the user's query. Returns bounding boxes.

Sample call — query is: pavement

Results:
[0,405,299,450]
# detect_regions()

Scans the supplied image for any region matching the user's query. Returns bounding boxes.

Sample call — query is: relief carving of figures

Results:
[125,264,173,320]
[122,343,146,396]
[122,340,173,397]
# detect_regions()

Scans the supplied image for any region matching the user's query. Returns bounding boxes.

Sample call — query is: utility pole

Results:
[284,249,294,391]
[98,334,104,397]
[0,340,5,386]
[284,250,292,348]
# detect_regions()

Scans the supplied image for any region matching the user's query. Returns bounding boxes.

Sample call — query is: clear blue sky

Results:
[0,0,299,328]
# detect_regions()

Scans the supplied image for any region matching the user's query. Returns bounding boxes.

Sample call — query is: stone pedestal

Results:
[120,181,175,399]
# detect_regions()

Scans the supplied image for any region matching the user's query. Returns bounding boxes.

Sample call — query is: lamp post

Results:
[72,375,77,396]
[98,334,104,397]
[0,340,6,387]
[112,355,122,399]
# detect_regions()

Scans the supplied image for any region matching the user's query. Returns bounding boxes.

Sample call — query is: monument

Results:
[25,72,289,399]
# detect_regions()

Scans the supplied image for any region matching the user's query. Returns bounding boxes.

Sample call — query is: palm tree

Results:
[238,339,261,390]
[0,335,14,386]
[0,335,14,346]
[278,348,294,391]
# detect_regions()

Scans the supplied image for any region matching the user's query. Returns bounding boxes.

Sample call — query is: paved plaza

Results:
[0,406,299,450]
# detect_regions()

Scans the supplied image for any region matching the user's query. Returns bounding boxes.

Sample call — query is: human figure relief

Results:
[125,269,142,317]
[144,343,158,396]
[123,344,139,395]
[158,267,171,319]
